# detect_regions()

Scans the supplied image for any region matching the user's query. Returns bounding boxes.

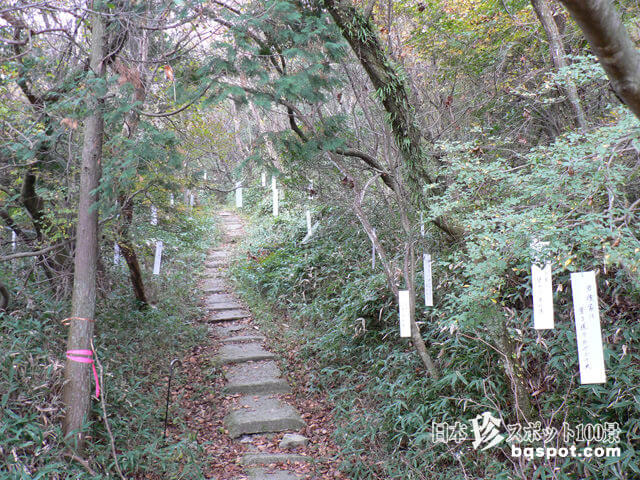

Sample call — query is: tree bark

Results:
[531,0,587,129]
[62,8,106,449]
[331,157,440,379]
[117,195,148,306]
[322,0,431,181]
[320,0,463,240]
[559,0,640,120]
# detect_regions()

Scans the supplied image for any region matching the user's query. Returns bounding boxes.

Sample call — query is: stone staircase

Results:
[204,211,310,480]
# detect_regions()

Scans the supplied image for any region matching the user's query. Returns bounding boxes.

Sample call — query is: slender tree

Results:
[62,5,106,448]
[559,0,640,120]
[531,0,586,129]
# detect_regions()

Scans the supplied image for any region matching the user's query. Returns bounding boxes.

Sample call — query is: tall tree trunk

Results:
[559,0,640,120]
[320,0,461,240]
[531,0,587,129]
[62,8,106,449]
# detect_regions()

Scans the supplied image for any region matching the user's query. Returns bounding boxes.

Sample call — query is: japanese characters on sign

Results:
[272,177,278,217]
[399,290,411,338]
[531,262,554,329]
[423,253,433,307]
[570,271,606,384]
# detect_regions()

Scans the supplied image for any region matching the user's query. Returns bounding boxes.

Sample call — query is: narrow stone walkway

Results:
[205,211,310,480]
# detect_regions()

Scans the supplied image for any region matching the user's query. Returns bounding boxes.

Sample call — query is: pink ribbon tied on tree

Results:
[66,349,100,398]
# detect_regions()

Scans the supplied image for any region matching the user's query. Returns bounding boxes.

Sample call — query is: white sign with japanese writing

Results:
[235,182,243,208]
[272,177,278,216]
[399,290,411,338]
[423,253,433,307]
[570,271,606,384]
[114,242,121,264]
[531,263,554,329]
[153,240,164,275]
[371,228,376,269]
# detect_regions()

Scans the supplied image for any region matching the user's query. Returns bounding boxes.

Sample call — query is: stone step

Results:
[203,285,227,294]
[206,293,240,304]
[205,260,228,268]
[217,343,275,364]
[209,309,250,322]
[240,453,312,466]
[245,469,303,480]
[213,324,247,336]
[202,279,228,291]
[221,335,265,343]
[224,395,306,438]
[207,301,244,311]
[223,361,290,395]
[208,251,229,258]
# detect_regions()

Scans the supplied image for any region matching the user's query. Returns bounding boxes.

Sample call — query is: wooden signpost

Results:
[235,182,243,208]
[371,228,376,269]
[272,177,278,217]
[113,242,121,265]
[532,263,554,329]
[570,271,606,384]
[399,290,411,338]
[423,254,433,307]
[306,209,312,236]
[153,241,164,275]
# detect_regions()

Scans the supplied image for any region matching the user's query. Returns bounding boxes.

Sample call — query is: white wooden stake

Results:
[153,240,163,275]
[189,193,194,207]
[272,177,278,217]
[371,228,376,269]
[114,242,121,264]
[306,209,312,235]
[420,212,425,237]
[261,171,266,187]
[399,290,411,338]
[203,171,207,181]
[11,230,16,251]
[423,253,433,307]
[151,205,158,226]
[235,182,243,208]
[532,263,554,329]
[570,271,606,384]
[170,194,174,206]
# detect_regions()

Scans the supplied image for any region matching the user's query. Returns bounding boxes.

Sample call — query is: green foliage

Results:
[0,208,218,479]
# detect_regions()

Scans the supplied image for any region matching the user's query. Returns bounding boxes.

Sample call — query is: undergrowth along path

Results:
[175,211,347,480]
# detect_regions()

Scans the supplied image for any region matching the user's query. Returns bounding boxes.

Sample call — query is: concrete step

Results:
[217,343,275,364]
[224,395,306,438]
[209,309,250,322]
[205,260,228,268]
[221,335,265,344]
[207,301,244,311]
[240,453,312,466]
[212,324,247,336]
[245,469,303,480]
[202,280,228,293]
[223,361,290,395]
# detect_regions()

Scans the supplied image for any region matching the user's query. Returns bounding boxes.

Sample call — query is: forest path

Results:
[202,211,314,480]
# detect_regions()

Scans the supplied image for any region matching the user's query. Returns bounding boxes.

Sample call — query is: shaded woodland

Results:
[1,0,639,478]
